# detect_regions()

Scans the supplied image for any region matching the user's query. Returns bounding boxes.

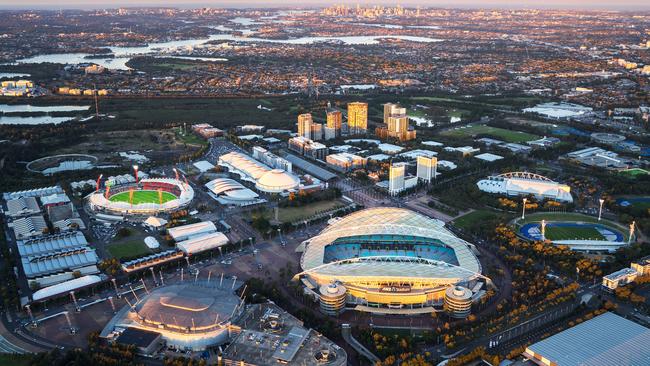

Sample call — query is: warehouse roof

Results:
[524,312,650,366]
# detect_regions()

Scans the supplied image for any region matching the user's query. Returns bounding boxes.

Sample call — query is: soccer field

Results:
[109,190,177,204]
[442,125,539,143]
[544,226,605,241]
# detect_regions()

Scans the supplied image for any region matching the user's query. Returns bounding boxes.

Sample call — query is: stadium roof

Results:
[524,312,650,366]
[176,232,229,255]
[299,208,481,281]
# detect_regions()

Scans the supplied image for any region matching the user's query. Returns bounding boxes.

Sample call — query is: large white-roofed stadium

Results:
[294,208,491,315]
[87,177,194,216]
[477,172,573,203]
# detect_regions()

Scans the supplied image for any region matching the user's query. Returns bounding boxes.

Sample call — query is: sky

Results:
[0,0,648,10]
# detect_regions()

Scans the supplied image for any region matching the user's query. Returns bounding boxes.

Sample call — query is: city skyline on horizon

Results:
[1,0,650,10]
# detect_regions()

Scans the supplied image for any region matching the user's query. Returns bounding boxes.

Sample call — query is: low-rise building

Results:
[288,136,329,160]
[602,267,638,291]
[326,153,368,172]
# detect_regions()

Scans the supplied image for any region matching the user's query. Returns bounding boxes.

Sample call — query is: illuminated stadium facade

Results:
[101,281,244,351]
[477,172,573,203]
[87,178,194,216]
[295,208,491,315]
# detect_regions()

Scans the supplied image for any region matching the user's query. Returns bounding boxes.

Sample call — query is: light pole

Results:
[598,198,605,221]
[521,198,528,220]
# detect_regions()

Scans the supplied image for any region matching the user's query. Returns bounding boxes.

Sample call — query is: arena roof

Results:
[5,196,40,217]
[524,312,650,366]
[3,186,63,200]
[11,215,48,239]
[205,178,259,201]
[477,172,573,203]
[219,152,300,193]
[299,208,481,281]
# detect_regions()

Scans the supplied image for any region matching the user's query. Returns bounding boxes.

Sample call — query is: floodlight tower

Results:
[629,221,636,244]
[598,198,605,221]
[521,198,528,220]
[133,165,139,183]
[95,174,103,191]
[173,167,180,181]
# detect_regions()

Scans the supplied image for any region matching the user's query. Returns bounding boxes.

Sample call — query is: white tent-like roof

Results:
[176,232,229,255]
[32,275,103,301]
[145,216,168,228]
[144,236,160,249]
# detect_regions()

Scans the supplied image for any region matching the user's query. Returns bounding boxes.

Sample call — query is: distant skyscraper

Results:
[310,123,323,141]
[417,156,437,183]
[326,109,342,138]
[297,113,313,139]
[388,163,405,196]
[347,102,368,134]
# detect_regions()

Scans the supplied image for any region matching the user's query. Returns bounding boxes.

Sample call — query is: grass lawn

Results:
[109,190,177,204]
[175,128,209,147]
[107,240,153,260]
[619,168,649,178]
[0,354,32,366]
[544,226,605,241]
[441,125,539,143]
[453,210,503,230]
[259,200,346,223]
[520,212,602,225]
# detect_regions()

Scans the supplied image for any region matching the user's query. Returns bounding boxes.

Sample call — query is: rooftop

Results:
[524,312,650,366]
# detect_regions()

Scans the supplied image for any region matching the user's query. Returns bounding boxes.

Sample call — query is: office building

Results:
[602,268,638,291]
[252,146,292,172]
[377,103,416,141]
[388,163,406,195]
[347,102,368,134]
[288,137,329,160]
[297,113,313,139]
[417,156,437,183]
[326,109,342,138]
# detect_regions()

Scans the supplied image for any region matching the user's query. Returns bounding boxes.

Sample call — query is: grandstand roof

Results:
[299,208,481,282]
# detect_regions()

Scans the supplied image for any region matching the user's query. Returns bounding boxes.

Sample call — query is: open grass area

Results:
[175,127,209,147]
[544,226,605,241]
[619,168,650,178]
[258,200,346,223]
[453,210,503,230]
[520,212,602,225]
[441,124,539,143]
[109,190,177,204]
[107,240,153,260]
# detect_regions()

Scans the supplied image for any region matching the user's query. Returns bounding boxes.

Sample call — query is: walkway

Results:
[341,324,380,365]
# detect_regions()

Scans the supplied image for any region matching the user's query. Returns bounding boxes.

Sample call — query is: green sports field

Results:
[543,226,605,241]
[109,190,177,204]
[441,125,539,143]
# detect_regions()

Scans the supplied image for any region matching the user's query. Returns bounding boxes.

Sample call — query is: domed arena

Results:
[87,178,194,216]
[295,207,491,315]
[102,281,245,351]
